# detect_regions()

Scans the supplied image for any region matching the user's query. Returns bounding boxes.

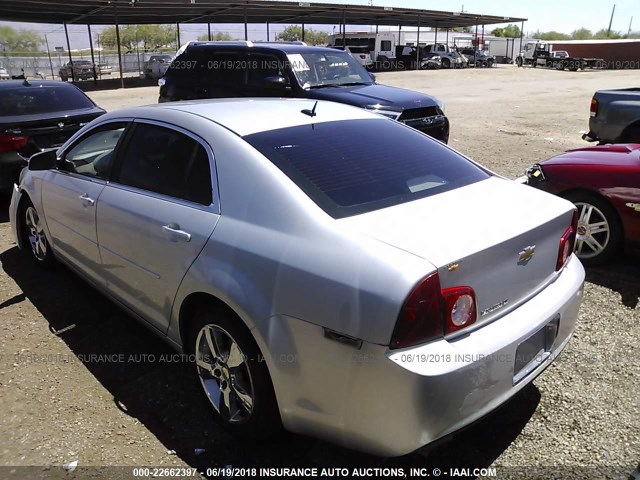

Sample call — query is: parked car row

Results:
[2,39,636,459]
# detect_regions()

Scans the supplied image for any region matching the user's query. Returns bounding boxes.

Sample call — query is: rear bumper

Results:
[0,152,28,192]
[265,256,584,456]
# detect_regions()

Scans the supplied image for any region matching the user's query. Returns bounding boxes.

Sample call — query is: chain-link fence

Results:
[0,50,179,80]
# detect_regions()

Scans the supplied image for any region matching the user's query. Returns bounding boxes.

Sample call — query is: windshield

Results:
[73,61,92,66]
[286,51,372,89]
[348,47,369,54]
[245,119,489,218]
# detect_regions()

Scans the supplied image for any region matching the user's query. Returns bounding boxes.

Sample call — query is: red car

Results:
[525,144,640,264]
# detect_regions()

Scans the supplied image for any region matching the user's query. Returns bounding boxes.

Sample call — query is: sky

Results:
[0,0,637,50]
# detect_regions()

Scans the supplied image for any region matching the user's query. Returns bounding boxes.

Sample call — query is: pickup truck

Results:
[583,88,640,143]
[59,60,95,81]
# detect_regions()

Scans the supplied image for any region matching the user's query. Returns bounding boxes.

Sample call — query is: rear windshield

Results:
[0,85,95,116]
[244,119,490,218]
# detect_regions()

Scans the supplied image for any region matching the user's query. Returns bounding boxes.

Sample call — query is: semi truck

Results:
[517,41,602,71]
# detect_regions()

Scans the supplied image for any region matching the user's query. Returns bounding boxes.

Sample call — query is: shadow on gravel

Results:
[1,245,540,477]
[0,196,10,223]
[585,250,640,309]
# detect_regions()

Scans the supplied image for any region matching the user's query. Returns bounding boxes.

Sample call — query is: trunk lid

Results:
[0,109,103,156]
[338,177,576,328]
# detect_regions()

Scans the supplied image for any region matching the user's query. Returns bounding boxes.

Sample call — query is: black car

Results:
[0,80,105,192]
[159,42,449,143]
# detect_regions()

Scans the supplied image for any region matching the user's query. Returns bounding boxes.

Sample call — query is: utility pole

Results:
[628,17,633,36]
[44,34,54,79]
[607,4,616,37]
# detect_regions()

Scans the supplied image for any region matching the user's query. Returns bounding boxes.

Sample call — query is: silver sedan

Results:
[10,99,584,456]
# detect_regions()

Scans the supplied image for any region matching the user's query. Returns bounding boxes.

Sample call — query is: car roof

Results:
[102,98,382,137]
[0,80,81,90]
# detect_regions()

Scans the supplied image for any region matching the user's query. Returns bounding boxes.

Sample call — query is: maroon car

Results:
[525,144,640,264]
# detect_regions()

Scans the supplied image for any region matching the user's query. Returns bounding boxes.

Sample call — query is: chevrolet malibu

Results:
[10,99,584,456]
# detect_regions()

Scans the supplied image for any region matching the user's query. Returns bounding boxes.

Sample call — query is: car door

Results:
[96,120,220,332]
[40,121,128,282]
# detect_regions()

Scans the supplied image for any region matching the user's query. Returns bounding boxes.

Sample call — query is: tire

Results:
[19,198,56,268]
[60,75,68,82]
[563,192,623,265]
[475,60,483,68]
[188,304,281,440]
[516,57,523,67]
[441,58,451,69]
[619,125,640,143]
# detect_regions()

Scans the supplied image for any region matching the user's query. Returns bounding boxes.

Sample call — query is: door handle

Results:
[79,193,95,206]
[162,223,191,243]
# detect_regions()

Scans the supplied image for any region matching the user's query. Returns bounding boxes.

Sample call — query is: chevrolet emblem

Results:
[518,245,536,264]
[58,122,65,129]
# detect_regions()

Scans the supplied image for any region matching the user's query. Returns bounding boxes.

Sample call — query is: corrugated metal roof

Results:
[0,0,526,28]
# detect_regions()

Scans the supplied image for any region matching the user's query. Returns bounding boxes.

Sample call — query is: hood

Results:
[306,83,441,111]
[542,144,640,168]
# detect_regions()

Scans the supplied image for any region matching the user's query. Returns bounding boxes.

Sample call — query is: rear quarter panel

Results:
[591,90,640,142]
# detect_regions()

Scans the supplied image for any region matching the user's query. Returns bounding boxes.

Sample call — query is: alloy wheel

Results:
[24,206,48,261]
[195,324,254,423]
[574,201,610,259]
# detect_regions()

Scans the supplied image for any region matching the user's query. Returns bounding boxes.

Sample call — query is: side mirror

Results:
[28,149,57,171]
[264,75,289,91]
[368,72,376,82]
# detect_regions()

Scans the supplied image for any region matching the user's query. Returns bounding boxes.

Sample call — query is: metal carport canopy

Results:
[0,0,526,28]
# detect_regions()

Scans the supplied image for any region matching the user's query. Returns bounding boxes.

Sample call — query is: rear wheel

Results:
[619,125,640,143]
[20,198,55,268]
[564,192,622,265]
[189,305,281,439]
[441,58,451,69]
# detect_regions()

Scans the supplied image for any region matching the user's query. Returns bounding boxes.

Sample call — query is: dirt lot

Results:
[0,65,638,479]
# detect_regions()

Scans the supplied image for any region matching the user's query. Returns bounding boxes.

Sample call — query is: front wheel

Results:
[20,198,55,268]
[564,192,622,265]
[189,305,281,439]
[441,58,451,69]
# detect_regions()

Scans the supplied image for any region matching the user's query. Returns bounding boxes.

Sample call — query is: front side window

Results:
[62,123,127,180]
[115,123,212,206]
[245,119,490,218]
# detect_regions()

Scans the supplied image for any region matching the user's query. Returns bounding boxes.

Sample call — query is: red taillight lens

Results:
[390,272,442,349]
[0,132,28,153]
[556,210,578,271]
[390,274,478,349]
[590,97,598,117]
[442,286,477,334]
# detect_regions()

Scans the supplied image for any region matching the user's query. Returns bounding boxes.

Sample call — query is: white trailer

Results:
[327,32,397,62]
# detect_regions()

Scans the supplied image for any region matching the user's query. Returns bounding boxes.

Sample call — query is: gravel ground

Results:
[0,65,638,480]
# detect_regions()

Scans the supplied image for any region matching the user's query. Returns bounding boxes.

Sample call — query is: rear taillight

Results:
[0,132,28,153]
[390,273,477,349]
[590,97,598,117]
[442,286,477,334]
[556,210,578,271]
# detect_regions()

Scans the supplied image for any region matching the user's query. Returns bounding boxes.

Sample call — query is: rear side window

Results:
[0,85,95,116]
[115,123,213,206]
[244,119,490,218]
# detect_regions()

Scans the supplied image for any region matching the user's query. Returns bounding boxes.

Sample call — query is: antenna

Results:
[301,101,318,117]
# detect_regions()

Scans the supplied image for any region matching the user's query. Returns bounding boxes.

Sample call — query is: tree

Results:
[532,30,571,40]
[571,28,592,40]
[276,25,328,45]
[98,24,176,51]
[197,32,234,41]
[0,26,43,52]
[491,24,521,38]
[593,28,622,39]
